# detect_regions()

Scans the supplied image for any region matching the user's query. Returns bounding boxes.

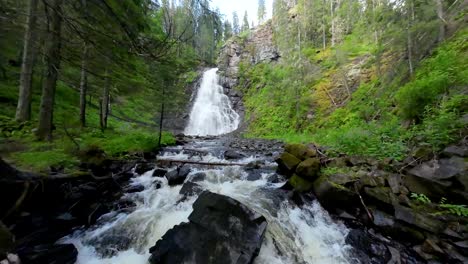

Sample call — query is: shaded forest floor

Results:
[0,73,175,174]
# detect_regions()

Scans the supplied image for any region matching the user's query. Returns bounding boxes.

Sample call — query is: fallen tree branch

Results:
[354,182,374,222]
[157,159,245,166]
[1,181,30,220]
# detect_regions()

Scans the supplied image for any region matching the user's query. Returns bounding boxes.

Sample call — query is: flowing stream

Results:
[62,68,354,264]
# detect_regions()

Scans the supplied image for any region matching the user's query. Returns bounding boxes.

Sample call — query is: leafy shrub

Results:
[396,71,449,121]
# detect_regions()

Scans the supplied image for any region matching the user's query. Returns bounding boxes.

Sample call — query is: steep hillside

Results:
[218,0,468,161]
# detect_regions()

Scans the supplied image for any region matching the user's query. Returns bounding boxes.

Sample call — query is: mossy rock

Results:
[0,221,14,258]
[284,144,317,161]
[312,174,358,211]
[295,158,321,181]
[276,152,301,175]
[289,174,314,192]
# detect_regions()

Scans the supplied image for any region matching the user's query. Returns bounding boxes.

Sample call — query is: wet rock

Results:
[246,160,263,170]
[224,150,245,160]
[246,170,263,181]
[288,174,314,192]
[149,191,267,264]
[134,163,156,175]
[17,244,77,264]
[124,184,145,194]
[276,152,301,175]
[346,229,391,263]
[179,182,203,197]
[312,175,358,211]
[152,168,167,177]
[394,205,445,234]
[0,222,13,259]
[295,158,321,181]
[284,143,317,161]
[364,187,397,206]
[165,165,191,186]
[190,172,206,182]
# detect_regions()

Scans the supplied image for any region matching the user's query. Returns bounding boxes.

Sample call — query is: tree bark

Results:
[16,0,39,122]
[158,83,165,147]
[322,0,327,49]
[100,68,110,130]
[37,0,63,140]
[406,0,414,76]
[79,44,88,127]
[435,0,445,43]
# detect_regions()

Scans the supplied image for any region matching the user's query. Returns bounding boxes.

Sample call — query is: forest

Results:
[0,0,467,263]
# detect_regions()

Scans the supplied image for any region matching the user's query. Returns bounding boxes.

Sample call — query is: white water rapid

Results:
[61,68,354,264]
[184,68,240,136]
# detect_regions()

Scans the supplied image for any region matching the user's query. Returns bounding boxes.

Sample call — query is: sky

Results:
[210,0,274,26]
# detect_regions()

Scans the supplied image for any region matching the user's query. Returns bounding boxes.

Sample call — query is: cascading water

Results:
[184,68,240,136]
[61,68,354,264]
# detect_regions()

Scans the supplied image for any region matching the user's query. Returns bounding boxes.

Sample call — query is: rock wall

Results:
[217,21,280,128]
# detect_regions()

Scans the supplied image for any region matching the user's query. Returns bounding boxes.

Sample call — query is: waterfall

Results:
[184,68,240,136]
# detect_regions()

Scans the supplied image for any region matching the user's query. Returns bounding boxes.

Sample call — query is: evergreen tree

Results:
[224,20,233,41]
[242,11,250,32]
[258,0,266,24]
[232,11,240,35]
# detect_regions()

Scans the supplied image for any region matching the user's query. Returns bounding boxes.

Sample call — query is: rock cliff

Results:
[217,21,280,123]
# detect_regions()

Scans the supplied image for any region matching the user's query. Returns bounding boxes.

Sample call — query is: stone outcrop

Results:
[148,191,267,264]
[275,140,468,263]
[217,21,280,124]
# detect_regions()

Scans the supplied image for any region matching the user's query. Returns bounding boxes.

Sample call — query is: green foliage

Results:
[12,150,79,172]
[321,166,349,176]
[439,204,468,217]
[410,193,432,204]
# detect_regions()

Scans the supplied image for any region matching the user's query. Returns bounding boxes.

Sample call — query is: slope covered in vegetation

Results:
[231,0,467,161]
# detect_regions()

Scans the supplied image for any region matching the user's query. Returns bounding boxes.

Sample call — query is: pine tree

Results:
[232,11,240,35]
[242,11,249,32]
[224,20,233,41]
[258,0,266,24]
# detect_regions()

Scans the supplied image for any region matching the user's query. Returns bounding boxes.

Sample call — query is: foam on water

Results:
[184,68,240,136]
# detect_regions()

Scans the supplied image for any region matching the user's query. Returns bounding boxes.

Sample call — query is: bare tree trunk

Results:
[435,0,445,43]
[406,0,414,76]
[100,68,110,130]
[16,0,39,122]
[79,44,88,127]
[322,0,327,49]
[158,83,165,147]
[330,0,335,47]
[37,0,63,140]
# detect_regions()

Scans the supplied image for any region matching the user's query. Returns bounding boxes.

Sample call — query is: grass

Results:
[0,70,176,172]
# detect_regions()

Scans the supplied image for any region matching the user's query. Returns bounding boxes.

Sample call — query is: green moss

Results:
[12,150,79,172]
[289,174,314,192]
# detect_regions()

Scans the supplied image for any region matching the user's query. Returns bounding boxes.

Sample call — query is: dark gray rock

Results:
[165,165,191,186]
[442,145,468,157]
[134,163,156,175]
[179,182,203,197]
[17,244,77,264]
[224,150,245,160]
[152,168,168,177]
[148,191,267,264]
[0,221,13,259]
[408,157,467,180]
[190,172,206,182]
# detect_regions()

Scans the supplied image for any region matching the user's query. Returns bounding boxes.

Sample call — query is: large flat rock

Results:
[149,191,267,264]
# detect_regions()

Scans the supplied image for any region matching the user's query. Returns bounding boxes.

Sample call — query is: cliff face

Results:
[217,21,280,122]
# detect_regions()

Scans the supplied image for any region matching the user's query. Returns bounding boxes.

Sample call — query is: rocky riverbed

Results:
[1,135,467,263]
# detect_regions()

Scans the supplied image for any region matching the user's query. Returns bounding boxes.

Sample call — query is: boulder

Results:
[394,205,445,234]
[295,158,321,181]
[288,174,314,192]
[408,157,467,181]
[149,191,267,264]
[165,165,191,186]
[284,144,317,161]
[224,150,245,160]
[17,244,77,264]
[312,175,358,211]
[0,222,13,259]
[179,182,203,197]
[189,172,206,182]
[442,145,468,157]
[134,163,156,175]
[276,152,301,175]
[152,168,168,177]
